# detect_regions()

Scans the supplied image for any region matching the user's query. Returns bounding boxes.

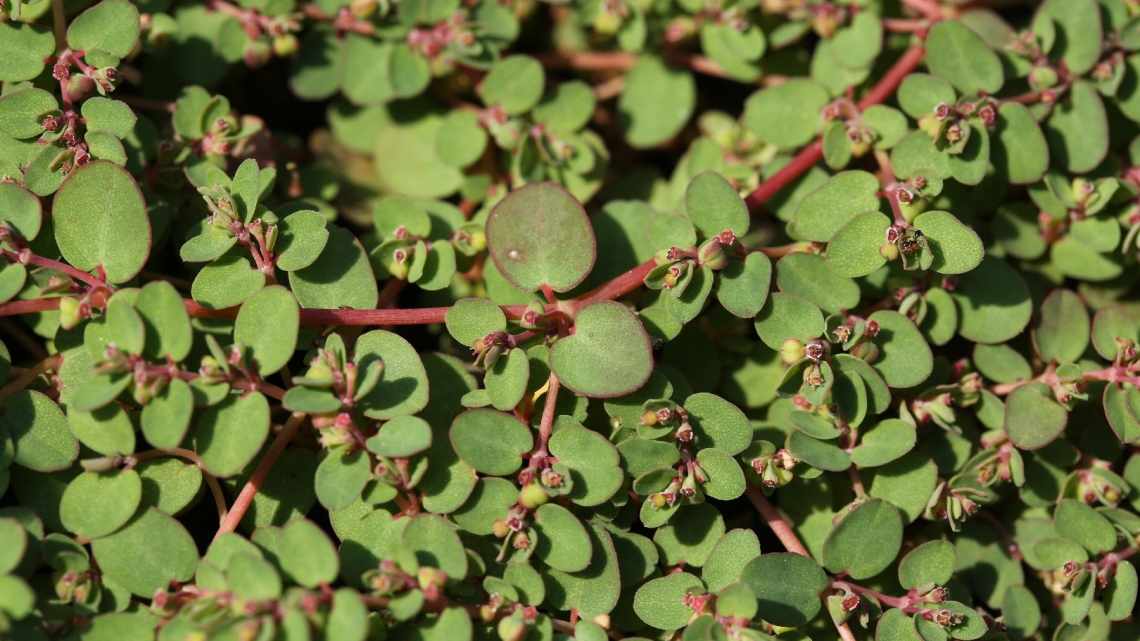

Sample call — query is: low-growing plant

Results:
[1,0,1140,640]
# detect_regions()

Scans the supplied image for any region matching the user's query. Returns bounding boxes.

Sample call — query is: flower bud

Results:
[780,338,805,364]
[697,237,728,270]
[273,34,299,57]
[243,40,272,69]
[518,483,549,509]
[498,615,527,641]
[58,296,82,330]
[492,519,511,538]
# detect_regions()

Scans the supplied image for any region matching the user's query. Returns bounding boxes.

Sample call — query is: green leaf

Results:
[533,81,595,134]
[1054,499,1117,554]
[435,110,487,168]
[452,477,515,535]
[2,391,78,473]
[485,347,529,411]
[685,392,751,455]
[66,0,140,62]
[754,293,824,350]
[867,310,933,389]
[276,210,329,272]
[717,252,772,319]
[0,23,55,82]
[137,457,202,515]
[790,170,881,242]
[1105,560,1138,621]
[994,103,1050,184]
[0,183,42,242]
[924,20,1004,95]
[742,552,828,627]
[402,514,468,579]
[851,419,917,468]
[534,502,592,572]
[898,73,957,120]
[912,211,984,274]
[685,172,749,238]
[547,422,622,506]
[787,430,850,471]
[877,608,923,641]
[654,502,725,567]
[449,409,532,476]
[141,378,194,449]
[898,540,956,590]
[826,211,891,278]
[479,55,544,115]
[81,98,137,139]
[702,529,761,592]
[315,446,371,511]
[290,225,378,310]
[1031,289,1088,365]
[234,285,299,376]
[486,182,595,293]
[743,79,829,150]
[1002,585,1042,640]
[136,281,192,362]
[776,253,860,314]
[619,56,696,148]
[445,298,507,347]
[823,499,903,579]
[367,416,432,458]
[633,572,704,630]
[353,330,429,420]
[91,508,197,597]
[696,448,745,500]
[1005,384,1068,450]
[68,404,135,457]
[0,88,57,139]
[52,161,151,284]
[951,257,1033,344]
[1104,383,1140,444]
[1045,81,1108,174]
[1036,0,1103,75]
[372,103,464,198]
[279,517,339,587]
[550,301,653,398]
[60,470,141,539]
[192,392,270,477]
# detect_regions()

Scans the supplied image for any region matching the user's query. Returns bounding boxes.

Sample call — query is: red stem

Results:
[744,45,927,212]
[745,486,810,556]
[2,249,106,289]
[214,412,307,539]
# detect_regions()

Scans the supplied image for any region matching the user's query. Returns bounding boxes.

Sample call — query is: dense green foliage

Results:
[2,0,1140,640]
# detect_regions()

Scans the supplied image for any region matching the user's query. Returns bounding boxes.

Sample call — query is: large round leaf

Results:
[1004,384,1067,450]
[52,161,150,284]
[951,257,1032,344]
[486,182,595,293]
[550,301,653,398]
[91,508,198,597]
[867,310,933,389]
[234,285,299,376]
[353,330,428,419]
[742,552,828,627]
[60,470,141,539]
[191,392,270,477]
[449,409,532,476]
[1,390,78,473]
[822,499,904,579]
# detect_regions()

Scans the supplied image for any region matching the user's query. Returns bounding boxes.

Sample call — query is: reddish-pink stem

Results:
[2,249,106,289]
[746,486,811,556]
[214,412,307,539]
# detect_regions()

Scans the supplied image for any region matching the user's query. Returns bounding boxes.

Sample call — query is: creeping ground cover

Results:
[5,0,1140,640]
